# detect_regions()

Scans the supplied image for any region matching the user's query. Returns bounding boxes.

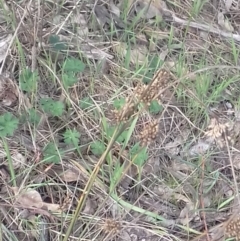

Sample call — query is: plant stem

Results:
[2,138,16,186]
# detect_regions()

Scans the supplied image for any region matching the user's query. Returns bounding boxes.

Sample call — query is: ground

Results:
[0,0,240,241]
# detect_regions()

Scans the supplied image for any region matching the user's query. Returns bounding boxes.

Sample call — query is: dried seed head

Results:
[225,216,240,240]
[139,120,159,146]
[205,118,232,148]
[59,195,72,211]
[102,219,121,234]
[134,69,173,106]
[113,97,137,123]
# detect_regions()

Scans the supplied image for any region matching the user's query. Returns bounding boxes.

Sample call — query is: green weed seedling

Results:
[130,142,148,167]
[149,100,163,114]
[43,142,64,164]
[0,113,19,137]
[0,112,19,186]
[19,69,39,93]
[49,34,68,52]
[113,97,126,111]
[90,140,106,156]
[63,128,80,147]
[27,108,41,126]
[61,57,85,89]
[40,98,65,117]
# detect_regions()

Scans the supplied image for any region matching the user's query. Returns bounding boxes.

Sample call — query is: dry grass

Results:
[0,0,240,241]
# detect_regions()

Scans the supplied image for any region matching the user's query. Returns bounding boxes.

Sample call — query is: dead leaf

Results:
[80,43,114,60]
[11,151,26,169]
[171,160,194,172]
[130,45,148,64]
[185,39,209,51]
[0,74,19,106]
[12,187,43,209]
[188,140,211,156]
[112,42,128,59]
[232,153,240,169]
[0,33,12,63]
[70,13,88,37]
[43,203,60,212]
[134,1,162,19]
[217,11,234,32]
[82,198,97,215]
[55,167,81,182]
[224,0,233,11]
[178,201,196,225]
[11,187,60,211]
[110,0,120,17]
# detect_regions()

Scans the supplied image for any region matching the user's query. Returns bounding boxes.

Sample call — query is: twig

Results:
[164,13,240,42]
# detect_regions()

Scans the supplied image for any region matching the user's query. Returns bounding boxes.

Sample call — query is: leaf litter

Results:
[1,0,240,240]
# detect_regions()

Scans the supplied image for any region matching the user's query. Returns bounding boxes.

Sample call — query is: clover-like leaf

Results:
[43,142,62,164]
[90,141,106,156]
[49,34,67,51]
[40,98,65,117]
[63,129,80,146]
[0,113,19,137]
[62,73,78,89]
[19,69,38,93]
[130,143,148,167]
[113,97,126,110]
[149,100,163,114]
[106,126,128,143]
[63,57,85,73]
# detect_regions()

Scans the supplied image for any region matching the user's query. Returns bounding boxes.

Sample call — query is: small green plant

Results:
[63,57,85,73]
[19,69,38,93]
[61,57,86,89]
[130,143,148,167]
[27,109,41,125]
[0,113,19,186]
[191,0,208,17]
[40,98,65,117]
[0,113,19,137]
[140,55,163,84]
[63,129,80,146]
[90,140,106,156]
[43,142,63,164]
[149,100,163,114]
[113,97,126,110]
[106,126,128,144]
[49,34,67,51]
[62,73,78,89]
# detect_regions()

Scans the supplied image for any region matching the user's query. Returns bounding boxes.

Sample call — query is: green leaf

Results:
[90,141,106,156]
[43,142,62,164]
[113,98,126,110]
[149,100,163,114]
[130,143,148,167]
[62,73,78,88]
[63,129,80,146]
[79,97,93,110]
[49,34,67,51]
[106,126,127,143]
[63,57,85,73]
[0,113,19,137]
[141,55,163,84]
[27,109,41,125]
[40,98,65,117]
[110,162,125,192]
[19,69,38,93]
